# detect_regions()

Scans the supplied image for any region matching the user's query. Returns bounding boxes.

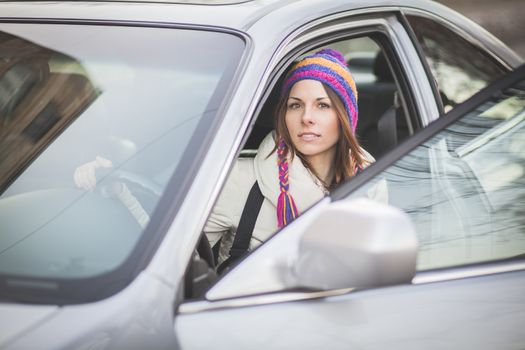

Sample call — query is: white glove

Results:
[113,182,150,229]
[74,156,113,191]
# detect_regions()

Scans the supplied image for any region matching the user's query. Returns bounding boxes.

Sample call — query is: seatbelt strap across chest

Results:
[217,180,264,274]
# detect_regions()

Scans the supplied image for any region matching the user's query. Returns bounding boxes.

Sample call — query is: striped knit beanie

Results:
[281,48,358,131]
[276,48,358,229]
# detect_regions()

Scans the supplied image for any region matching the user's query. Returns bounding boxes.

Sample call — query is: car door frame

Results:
[157,8,442,307]
[175,5,524,306]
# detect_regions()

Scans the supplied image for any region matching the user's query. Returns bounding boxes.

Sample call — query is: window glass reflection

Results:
[350,80,525,270]
[0,24,244,280]
[407,15,506,110]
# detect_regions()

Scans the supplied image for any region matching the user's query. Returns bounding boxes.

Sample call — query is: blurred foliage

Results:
[436,0,525,59]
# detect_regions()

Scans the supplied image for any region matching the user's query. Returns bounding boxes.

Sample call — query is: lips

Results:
[298,132,320,141]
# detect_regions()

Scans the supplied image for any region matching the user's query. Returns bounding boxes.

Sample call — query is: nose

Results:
[301,106,315,125]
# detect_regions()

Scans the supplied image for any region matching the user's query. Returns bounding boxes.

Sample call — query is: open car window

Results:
[244,35,414,163]
[189,31,417,300]
[339,65,525,271]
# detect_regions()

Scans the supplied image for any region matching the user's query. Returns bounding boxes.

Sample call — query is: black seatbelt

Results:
[216,181,264,274]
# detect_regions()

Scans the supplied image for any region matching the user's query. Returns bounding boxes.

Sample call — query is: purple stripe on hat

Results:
[286,72,357,131]
[285,63,358,114]
[284,70,358,131]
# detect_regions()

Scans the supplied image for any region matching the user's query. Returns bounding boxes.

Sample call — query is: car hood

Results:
[0,303,59,347]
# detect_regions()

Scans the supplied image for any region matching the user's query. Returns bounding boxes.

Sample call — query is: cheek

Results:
[323,112,341,141]
[284,111,299,133]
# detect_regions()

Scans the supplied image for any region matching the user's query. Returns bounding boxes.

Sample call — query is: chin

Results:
[296,145,326,157]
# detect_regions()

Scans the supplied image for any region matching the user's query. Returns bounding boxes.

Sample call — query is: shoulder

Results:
[227,157,256,191]
[212,157,256,219]
[219,132,275,206]
[255,131,277,158]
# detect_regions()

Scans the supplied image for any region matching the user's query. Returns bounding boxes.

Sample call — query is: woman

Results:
[205,48,386,267]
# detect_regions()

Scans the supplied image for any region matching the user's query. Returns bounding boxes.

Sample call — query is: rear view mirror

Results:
[206,198,417,301]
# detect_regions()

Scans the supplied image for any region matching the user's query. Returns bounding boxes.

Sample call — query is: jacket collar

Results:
[253,132,325,211]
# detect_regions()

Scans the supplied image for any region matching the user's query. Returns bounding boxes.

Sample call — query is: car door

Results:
[175,65,525,350]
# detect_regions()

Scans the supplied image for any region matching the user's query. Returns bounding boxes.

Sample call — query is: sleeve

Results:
[204,186,235,248]
[203,162,244,247]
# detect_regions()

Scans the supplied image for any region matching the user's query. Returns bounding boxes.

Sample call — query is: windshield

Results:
[0,23,244,301]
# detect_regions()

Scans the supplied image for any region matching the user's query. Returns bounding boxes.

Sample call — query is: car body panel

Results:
[0,304,58,347]
[3,272,177,349]
[0,0,523,348]
[176,270,525,350]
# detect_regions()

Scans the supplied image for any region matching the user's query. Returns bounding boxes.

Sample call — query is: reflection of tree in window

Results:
[347,81,525,270]
[0,32,99,193]
[407,15,505,108]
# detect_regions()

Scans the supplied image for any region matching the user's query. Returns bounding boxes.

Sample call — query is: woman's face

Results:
[285,79,340,165]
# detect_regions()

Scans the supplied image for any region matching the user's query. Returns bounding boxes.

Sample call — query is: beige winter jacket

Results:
[204,132,386,264]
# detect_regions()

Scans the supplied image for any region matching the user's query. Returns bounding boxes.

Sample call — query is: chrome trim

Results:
[385,14,439,125]
[181,262,525,314]
[413,261,525,284]
[284,18,390,46]
[178,288,353,314]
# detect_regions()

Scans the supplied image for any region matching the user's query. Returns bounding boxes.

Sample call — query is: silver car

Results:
[0,0,524,349]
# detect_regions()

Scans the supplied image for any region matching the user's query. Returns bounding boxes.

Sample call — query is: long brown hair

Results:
[272,82,368,189]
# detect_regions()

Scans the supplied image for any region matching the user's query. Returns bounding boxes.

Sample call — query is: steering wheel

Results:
[196,234,216,269]
[95,170,163,228]
[184,234,218,299]
[96,170,162,198]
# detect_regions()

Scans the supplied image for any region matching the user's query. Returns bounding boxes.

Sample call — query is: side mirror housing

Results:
[294,198,417,290]
[206,198,417,301]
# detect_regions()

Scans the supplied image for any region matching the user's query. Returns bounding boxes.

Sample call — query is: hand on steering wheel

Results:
[74,156,161,229]
[74,155,113,191]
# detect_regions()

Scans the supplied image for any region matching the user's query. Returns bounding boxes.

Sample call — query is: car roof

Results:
[0,0,467,32]
[3,0,519,68]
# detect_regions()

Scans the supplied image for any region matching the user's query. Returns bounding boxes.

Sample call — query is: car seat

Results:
[354,51,399,159]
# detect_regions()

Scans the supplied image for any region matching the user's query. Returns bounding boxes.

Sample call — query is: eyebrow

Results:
[288,96,330,101]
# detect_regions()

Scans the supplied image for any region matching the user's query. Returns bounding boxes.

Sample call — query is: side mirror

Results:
[294,198,417,290]
[206,198,417,301]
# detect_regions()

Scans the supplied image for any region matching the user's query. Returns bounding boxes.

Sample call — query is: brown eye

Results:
[287,103,301,110]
